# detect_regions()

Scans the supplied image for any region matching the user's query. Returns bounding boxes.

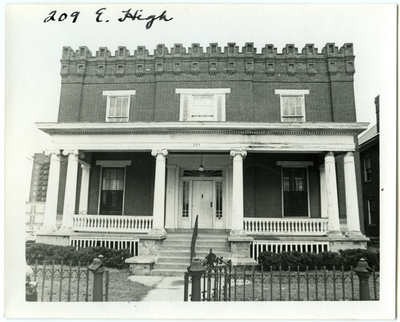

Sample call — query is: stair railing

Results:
[189,215,199,268]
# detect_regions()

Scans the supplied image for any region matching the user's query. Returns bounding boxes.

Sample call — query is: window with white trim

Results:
[275,89,309,122]
[103,90,136,123]
[176,88,230,121]
[96,160,131,215]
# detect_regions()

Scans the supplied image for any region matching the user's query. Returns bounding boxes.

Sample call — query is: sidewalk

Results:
[128,275,188,301]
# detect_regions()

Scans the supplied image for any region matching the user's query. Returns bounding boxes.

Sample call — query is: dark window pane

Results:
[283,167,308,216]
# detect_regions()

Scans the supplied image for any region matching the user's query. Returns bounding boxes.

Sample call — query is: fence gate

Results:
[184,249,232,301]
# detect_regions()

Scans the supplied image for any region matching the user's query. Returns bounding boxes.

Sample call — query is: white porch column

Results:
[78,164,91,215]
[344,152,362,235]
[151,149,168,235]
[319,165,327,217]
[324,152,341,234]
[61,150,80,229]
[41,150,61,231]
[230,149,247,235]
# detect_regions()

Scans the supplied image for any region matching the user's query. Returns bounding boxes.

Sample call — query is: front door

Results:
[192,180,213,228]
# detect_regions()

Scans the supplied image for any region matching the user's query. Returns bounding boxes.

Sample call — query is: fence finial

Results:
[89,255,105,302]
[354,258,372,300]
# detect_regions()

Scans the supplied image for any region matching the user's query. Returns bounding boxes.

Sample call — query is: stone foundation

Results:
[228,236,257,266]
[328,236,369,252]
[36,231,71,246]
[138,235,166,257]
[125,256,156,275]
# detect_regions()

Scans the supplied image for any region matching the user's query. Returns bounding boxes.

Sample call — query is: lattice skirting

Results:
[251,241,330,261]
[70,236,139,255]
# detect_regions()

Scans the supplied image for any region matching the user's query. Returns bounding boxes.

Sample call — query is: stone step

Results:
[153,262,189,270]
[159,249,190,257]
[157,256,190,264]
[161,245,229,252]
[161,240,229,247]
[152,230,231,276]
[163,236,229,243]
[158,249,231,259]
[198,246,230,252]
[196,251,231,259]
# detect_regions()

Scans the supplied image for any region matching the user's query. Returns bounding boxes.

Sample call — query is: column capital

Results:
[62,149,80,157]
[151,149,168,158]
[81,163,91,170]
[230,149,247,159]
[44,149,61,156]
[344,152,354,163]
[324,151,336,163]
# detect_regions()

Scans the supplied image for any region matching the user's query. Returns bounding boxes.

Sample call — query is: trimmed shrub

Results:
[258,249,379,271]
[26,243,132,269]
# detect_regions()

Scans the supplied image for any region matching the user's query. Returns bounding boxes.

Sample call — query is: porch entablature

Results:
[37,121,369,136]
[38,122,367,153]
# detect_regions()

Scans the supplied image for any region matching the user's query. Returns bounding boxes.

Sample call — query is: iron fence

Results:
[27,260,109,302]
[184,264,379,301]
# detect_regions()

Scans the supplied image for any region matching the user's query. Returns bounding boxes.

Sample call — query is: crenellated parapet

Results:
[59,43,355,81]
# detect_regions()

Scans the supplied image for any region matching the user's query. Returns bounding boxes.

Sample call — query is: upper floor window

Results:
[103,90,136,123]
[364,155,372,182]
[176,88,230,121]
[275,89,309,122]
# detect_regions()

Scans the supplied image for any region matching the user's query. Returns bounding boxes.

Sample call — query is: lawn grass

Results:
[106,269,155,302]
[31,265,154,302]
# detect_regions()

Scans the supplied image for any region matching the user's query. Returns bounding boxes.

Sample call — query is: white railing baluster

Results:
[72,215,154,233]
[242,217,329,236]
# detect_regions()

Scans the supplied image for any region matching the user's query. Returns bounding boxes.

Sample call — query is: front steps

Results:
[151,230,230,276]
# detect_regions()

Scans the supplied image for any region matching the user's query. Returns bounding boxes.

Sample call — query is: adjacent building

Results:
[359,96,380,238]
[35,43,369,262]
[25,153,50,233]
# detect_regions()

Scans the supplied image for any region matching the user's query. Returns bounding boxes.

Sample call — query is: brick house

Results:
[359,96,380,238]
[35,43,369,269]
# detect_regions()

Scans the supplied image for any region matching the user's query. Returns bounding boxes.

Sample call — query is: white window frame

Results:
[275,89,309,122]
[176,88,230,122]
[102,90,136,123]
[96,160,131,215]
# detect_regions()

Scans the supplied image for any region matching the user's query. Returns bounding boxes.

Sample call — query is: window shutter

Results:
[216,95,223,121]
[182,96,189,121]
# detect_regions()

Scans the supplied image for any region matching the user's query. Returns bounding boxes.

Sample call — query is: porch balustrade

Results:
[72,215,153,233]
[243,217,329,236]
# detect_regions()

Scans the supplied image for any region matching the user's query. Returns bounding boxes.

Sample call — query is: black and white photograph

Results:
[4,3,396,320]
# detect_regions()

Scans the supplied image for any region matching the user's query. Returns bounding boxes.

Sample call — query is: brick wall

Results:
[243,153,321,218]
[58,43,357,124]
[86,152,155,216]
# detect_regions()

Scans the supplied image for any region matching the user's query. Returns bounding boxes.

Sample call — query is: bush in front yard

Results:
[26,243,132,269]
[258,249,379,271]
[338,248,380,271]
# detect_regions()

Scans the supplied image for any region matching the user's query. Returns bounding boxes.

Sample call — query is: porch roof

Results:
[37,122,369,136]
